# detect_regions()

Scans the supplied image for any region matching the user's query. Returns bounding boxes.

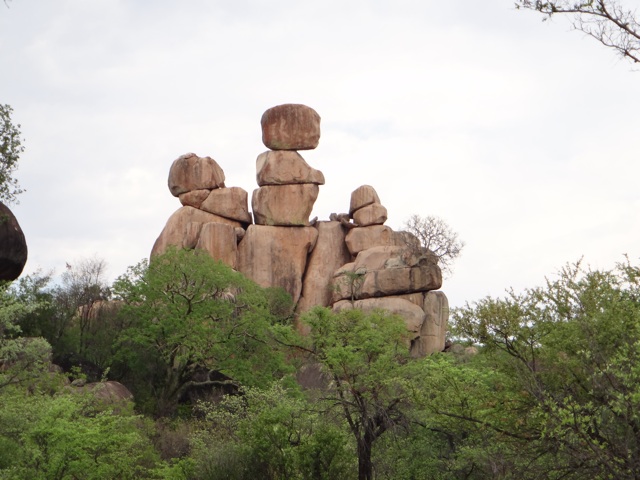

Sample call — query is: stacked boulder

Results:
[152,153,251,269]
[331,186,447,356]
[151,104,449,356]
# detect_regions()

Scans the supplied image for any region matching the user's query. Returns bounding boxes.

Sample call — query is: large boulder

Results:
[199,187,252,225]
[195,222,238,269]
[333,296,425,338]
[344,225,402,256]
[168,153,225,197]
[261,104,321,150]
[252,184,319,226]
[410,291,449,357]
[297,221,352,321]
[151,206,241,256]
[0,202,27,281]
[237,225,318,304]
[256,150,325,186]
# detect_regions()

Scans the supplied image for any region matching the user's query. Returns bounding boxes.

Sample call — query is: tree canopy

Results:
[0,105,25,205]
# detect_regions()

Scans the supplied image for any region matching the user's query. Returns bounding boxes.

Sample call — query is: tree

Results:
[0,105,25,205]
[112,247,296,416]
[303,307,422,480]
[515,0,640,64]
[451,258,640,478]
[0,280,51,392]
[403,214,464,277]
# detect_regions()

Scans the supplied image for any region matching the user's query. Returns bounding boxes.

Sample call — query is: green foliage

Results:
[0,280,52,391]
[0,104,24,205]
[0,387,169,479]
[191,382,353,480]
[302,307,419,480]
[451,259,640,478]
[112,247,297,416]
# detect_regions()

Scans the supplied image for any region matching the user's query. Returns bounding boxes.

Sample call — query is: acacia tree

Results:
[303,307,421,480]
[113,247,296,416]
[450,258,640,478]
[516,0,640,64]
[0,105,25,205]
[403,214,464,277]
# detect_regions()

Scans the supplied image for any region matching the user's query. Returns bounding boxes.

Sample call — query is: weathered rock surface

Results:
[344,225,402,256]
[0,202,27,281]
[252,184,319,226]
[410,291,449,357]
[179,189,211,209]
[195,222,238,268]
[352,203,388,226]
[349,185,381,216]
[332,246,442,302]
[168,153,225,197]
[237,225,318,304]
[256,150,325,186]
[200,187,252,225]
[152,206,241,256]
[297,221,352,325]
[261,104,321,150]
[333,297,425,337]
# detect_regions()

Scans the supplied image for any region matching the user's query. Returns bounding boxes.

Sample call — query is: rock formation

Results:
[0,202,27,281]
[151,103,449,355]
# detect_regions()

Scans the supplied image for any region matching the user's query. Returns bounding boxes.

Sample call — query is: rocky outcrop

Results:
[0,202,27,281]
[151,104,449,355]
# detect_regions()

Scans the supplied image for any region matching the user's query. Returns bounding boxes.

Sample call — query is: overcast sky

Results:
[2,0,638,308]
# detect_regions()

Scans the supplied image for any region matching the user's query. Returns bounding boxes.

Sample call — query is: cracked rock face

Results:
[0,202,27,281]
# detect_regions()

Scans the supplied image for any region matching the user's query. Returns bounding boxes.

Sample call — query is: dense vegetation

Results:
[1,249,639,479]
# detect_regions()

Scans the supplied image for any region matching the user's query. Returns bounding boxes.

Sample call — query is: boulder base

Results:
[237,225,318,304]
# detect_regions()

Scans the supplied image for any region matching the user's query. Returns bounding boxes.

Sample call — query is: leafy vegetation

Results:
[2,248,640,479]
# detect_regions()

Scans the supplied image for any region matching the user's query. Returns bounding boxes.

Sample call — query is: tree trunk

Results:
[357,434,374,480]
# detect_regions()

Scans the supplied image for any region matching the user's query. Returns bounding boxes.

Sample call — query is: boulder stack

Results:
[151,104,449,355]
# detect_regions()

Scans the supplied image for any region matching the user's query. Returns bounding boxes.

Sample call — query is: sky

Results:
[1,0,639,309]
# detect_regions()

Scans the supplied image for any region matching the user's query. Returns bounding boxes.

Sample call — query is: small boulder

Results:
[179,189,211,209]
[349,185,381,216]
[352,203,387,226]
[168,153,225,197]
[261,104,321,150]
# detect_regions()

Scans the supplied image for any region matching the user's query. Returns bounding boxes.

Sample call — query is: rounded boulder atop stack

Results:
[261,104,321,150]
[168,153,226,197]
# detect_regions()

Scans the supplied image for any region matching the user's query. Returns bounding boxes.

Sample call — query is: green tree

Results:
[0,387,168,479]
[191,382,353,480]
[0,105,25,205]
[302,307,421,480]
[516,0,640,64]
[112,248,296,416]
[451,258,640,478]
[0,280,51,391]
